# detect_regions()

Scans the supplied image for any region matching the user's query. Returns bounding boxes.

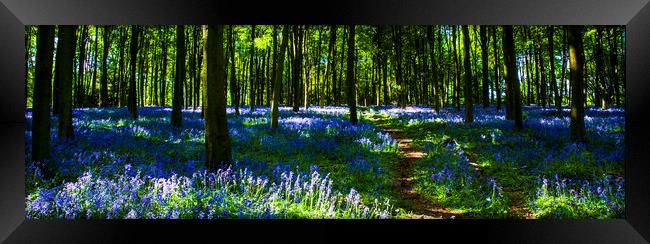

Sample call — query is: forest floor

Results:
[367,112,468,219]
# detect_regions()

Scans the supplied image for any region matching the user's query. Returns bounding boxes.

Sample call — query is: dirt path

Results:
[384,127,468,219]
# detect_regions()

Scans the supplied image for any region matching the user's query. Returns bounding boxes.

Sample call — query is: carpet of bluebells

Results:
[25,106,398,219]
[364,104,625,219]
[25,103,624,219]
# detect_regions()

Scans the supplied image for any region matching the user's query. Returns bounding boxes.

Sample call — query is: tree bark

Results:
[568,26,586,142]
[32,25,55,163]
[56,26,78,142]
[480,25,490,108]
[171,25,185,127]
[128,25,139,119]
[547,26,562,114]
[100,26,112,107]
[346,25,358,125]
[270,25,290,131]
[461,25,473,123]
[503,25,523,130]
[203,25,232,172]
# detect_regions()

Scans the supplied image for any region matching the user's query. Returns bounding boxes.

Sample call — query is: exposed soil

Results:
[384,127,469,219]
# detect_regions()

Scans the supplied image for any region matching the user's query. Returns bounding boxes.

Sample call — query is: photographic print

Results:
[24,25,625,219]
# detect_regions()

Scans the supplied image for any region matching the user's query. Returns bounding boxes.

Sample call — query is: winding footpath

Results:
[367,112,467,219]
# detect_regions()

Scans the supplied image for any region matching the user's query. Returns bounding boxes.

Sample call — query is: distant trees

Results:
[202,25,232,172]
[26,25,627,164]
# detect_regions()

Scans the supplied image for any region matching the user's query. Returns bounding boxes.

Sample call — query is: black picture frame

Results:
[1,0,649,242]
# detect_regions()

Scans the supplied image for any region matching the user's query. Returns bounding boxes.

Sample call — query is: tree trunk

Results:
[608,27,620,107]
[595,27,607,109]
[160,28,168,106]
[271,25,290,130]
[90,26,99,106]
[392,26,405,108]
[32,25,55,163]
[171,25,185,127]
[100,26,112,107]
[56,26,77,142]
[547,26,562,114]
[76,26,88,108]
[291,25,303,112]
[249,25,256,112]
[203,25,232,172]
[229,25,239,115]
[568,26,586,142]
[480,25,490,108]
[492,26,501,111]
[428,26,440,111]
[128,25,139,119]
[347,25,358,125]
[503,25,523,130]
[461,25,473,123]
[452,26,461,111]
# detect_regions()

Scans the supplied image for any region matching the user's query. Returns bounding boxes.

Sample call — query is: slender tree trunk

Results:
[171,25,185,127]
[90,26,99,105]
[248,25,256,112]
[128,25,139,119]
[547,26,562,114]
[595,27,607,109]
[347,25,358,125]
[161,28,168,107]
[428,26,440,111]
[392,26,405,108]
[503,25,522,130]
[32,26,55,163]
[608,28,620,107]
[100,26,112,107]
[291,25,303,112]
[76,26,88,108]
[271,25,290,130]
[492,26,501,111]
[461,26,473,123]
[568,26,586,142]
[228,25,239,115]
[560,27,568,105]
[452,26,461,111]
[480,25,490,108]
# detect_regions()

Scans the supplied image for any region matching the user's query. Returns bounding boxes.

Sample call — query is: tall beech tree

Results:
[547,26,562,114]
[461,25,473,123]
[32,26,55,163]
[480,25,490,108]
[202,25,232,171]
[568,25,586,142]
[229,25,240,115]
[128,25,139,119]
[502,25,523,130]
[100,26,112,107]
[346,25,358,125]
[271,25,290,131]
[56,26,78,142]
[171,25,185,127]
